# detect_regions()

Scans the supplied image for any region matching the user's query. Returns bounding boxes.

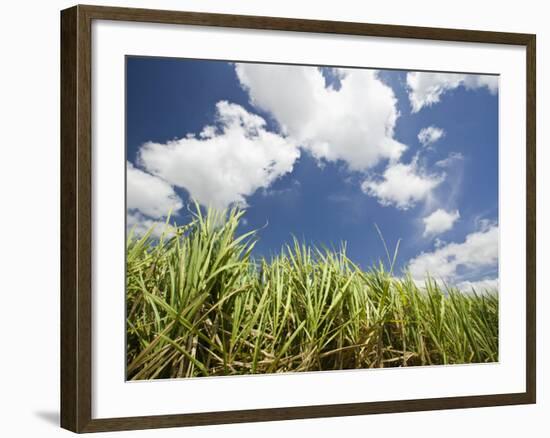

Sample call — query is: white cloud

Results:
[236,64,406,171]
[127,212,176,238]
[361,160,444,209]
[456,278,498,293]
[435,152,464,168]
[474,217,498,233]
[137,101,300,209]
[418,126,445,147]
[407,72,498,113]
[407,225,499,287]
[423,209,460,237]
[463,75,499,93]
[127,161,182,218]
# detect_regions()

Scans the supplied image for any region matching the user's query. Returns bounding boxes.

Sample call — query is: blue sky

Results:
[126,56,499,291]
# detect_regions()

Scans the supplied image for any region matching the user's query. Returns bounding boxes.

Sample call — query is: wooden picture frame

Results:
[61,4,536,433]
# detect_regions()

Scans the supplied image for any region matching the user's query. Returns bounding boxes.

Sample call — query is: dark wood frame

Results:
[61,4,536,433]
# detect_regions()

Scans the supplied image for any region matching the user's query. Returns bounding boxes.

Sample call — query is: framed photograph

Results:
[60,4,536,433]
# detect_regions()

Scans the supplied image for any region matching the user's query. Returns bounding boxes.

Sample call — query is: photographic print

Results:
[125,57,499,380]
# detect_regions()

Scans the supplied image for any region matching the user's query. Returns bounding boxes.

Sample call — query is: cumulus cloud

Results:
[235,64,406,171]
[423,209,460,237]
[407,72,499,113]
[407,225,499,287]
[127,161,183,218]
[475,217,497,233]
[361,160,444,210]
[456,278,499,293]
[418,126,445,147]
[137,101,300,209]
[127,211,176,238]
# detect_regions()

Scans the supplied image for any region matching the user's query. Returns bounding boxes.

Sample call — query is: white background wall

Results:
[0,1,545,436]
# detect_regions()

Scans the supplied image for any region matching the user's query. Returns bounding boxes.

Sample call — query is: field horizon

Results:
[126,205,498,380]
